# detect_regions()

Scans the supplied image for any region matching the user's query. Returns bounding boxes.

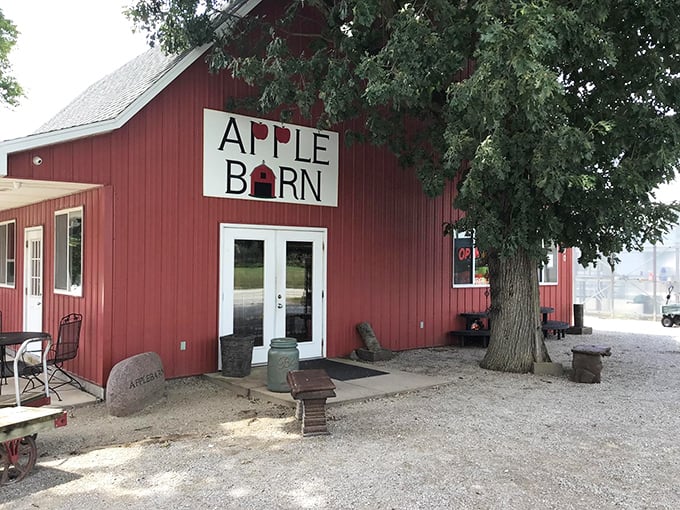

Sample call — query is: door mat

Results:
[298,359,388,381]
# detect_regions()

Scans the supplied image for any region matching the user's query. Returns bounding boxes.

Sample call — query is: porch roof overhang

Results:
[0,178,100,212]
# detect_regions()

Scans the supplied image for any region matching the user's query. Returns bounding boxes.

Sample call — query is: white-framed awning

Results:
[0,177,99,212]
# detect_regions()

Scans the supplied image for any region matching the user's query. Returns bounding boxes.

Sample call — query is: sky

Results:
[0,0,149,141]
[0,0,678,202]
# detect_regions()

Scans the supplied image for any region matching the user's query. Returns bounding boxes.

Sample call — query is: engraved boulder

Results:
[106,352,166,417]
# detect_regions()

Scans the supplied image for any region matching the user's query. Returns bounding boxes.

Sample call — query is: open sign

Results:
[457,247,481,261]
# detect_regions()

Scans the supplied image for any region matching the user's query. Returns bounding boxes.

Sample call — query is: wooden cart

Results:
[0,406,67,484]
[0,336,67,484]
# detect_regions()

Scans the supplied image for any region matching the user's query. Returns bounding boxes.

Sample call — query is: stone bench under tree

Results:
[571,344,612,383]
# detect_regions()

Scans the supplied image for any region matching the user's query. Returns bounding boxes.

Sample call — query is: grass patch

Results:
[234,266,306,289]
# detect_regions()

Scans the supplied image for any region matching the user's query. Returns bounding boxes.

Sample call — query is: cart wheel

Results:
[661,316,674,328]
[0,436,38,484]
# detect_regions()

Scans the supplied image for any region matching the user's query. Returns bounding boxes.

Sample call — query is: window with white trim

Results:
[539,243,559,284]
[452,232,489,286]
[0,220,16,287]
[453,233,559,286]
[54,207,83,296]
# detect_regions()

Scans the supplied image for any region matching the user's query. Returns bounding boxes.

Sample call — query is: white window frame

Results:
[453,234,559,287]
[0,219,16,288]
[452,231,489,288]
[54,206,83,297]
[539,243,559,285]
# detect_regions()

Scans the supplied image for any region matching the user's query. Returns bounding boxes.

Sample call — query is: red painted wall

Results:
[0,5,573,388]
[0,187,113,385]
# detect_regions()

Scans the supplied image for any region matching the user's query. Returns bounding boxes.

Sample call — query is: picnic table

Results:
[451,307,566,347]
[450,312,491,347]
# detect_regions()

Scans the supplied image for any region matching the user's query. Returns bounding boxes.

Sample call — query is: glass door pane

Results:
[233,239,265,347]
[221,226,325,366]
[285,241,313,343]
[30,238,42,298]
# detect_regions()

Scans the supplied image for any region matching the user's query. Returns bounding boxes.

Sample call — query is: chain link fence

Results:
[573,228,680,321]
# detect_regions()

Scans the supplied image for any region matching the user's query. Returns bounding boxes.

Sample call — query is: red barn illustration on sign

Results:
[250,162,276,198]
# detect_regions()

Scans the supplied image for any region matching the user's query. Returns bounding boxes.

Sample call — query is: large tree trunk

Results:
[480,248,550,372]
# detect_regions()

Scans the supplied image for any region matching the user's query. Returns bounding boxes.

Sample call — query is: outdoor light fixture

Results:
[32,155,43,166]
[0,180,22,192]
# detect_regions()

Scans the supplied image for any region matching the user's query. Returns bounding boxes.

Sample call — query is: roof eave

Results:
[0,0,264,177]
[0,43,211,177]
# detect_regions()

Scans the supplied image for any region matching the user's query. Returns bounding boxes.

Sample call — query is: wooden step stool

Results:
[286,369,336,436]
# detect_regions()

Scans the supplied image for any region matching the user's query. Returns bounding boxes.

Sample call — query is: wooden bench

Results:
[541,320,569,339]
[286,369,336,436]
[449,329,490,348]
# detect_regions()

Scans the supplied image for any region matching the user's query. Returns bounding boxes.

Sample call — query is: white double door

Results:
[220,225,326,365]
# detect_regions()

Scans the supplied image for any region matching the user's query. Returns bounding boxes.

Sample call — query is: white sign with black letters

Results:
[203,109,339,207]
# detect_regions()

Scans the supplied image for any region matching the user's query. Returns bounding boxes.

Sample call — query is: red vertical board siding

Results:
[0,187,111,385]
[2,43,574,388]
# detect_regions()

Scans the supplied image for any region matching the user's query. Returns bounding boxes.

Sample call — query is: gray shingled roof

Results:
[29,0,260,137]
[35,46,185,135]
[0,0,262,178]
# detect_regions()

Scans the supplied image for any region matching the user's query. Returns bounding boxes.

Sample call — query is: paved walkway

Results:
[205,359,452,408]
[35,358,450,411]
[0,379,99,409]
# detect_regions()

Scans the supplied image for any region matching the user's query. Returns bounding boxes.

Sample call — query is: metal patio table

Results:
[0,332,51,395]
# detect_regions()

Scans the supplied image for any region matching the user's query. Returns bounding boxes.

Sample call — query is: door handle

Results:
[277,303,283,309]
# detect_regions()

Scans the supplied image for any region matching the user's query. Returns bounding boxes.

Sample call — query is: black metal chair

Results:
[19,313,84,400]
[48,313,84,397]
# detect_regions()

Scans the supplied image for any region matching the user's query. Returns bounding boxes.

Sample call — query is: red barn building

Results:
[0,0,573,398]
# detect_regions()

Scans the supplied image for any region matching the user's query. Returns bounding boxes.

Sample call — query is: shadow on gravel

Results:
[1,466,80,502]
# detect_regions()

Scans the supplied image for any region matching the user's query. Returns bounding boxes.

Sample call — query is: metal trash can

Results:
[266,337,299,392]
[573,303,585,327]
[220,335,255,377]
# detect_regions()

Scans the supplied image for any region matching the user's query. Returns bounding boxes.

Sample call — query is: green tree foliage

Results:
[0,8,23,107]
[127,0,680,372]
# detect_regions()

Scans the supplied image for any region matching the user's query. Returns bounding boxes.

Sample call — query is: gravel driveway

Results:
[2,316,679,509]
